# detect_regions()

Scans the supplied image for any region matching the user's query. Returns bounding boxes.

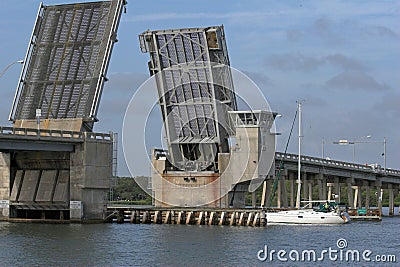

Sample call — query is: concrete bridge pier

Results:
[388,184,394,216]
[376,184,382,216]
[289,172,295,208]
[327,183,333,201]
[316,174,324,201]
[353,185,362,209]
[347,179,355,209]
[276,177,281,208]
[364,182,371,210]
[322,175,327,200]
[308,177,313,208]
[302,173,308,206]
[280,174,288,208]
[264,180,272,208]
[334,177,341,202]
[0,153,10,218]
[276,174,288,208]
[356,185,363,209]
[0,132,113,222]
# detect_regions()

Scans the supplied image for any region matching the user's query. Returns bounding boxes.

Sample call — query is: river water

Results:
[0,210,398,266]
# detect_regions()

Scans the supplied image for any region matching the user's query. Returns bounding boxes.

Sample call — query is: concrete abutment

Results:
[0,135,113,222]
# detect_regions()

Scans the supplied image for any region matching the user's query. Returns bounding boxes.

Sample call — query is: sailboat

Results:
[266,102,350,224]
[266,201,350,224]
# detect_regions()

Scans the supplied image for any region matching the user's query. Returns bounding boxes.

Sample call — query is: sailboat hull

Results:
[267,209,348,224]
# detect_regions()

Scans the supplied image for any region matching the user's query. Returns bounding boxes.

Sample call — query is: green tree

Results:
[111,176,152,204]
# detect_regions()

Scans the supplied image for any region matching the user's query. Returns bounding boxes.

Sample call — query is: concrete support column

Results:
[265,180,272,208]
[317,174,323,201]
[0,152,11,219]
[322,176,327,200]
[70,140,112,221]
[365,185,370,210]
[334,177,341,202]
[303,173,308,206]
[289,172,294,208]
[376,186,382,217]
[388,185,394,216]
[308,180,313,208]
[261,181,267,208]
[261,180,267,208]
[347,182,354,209]
[280,175,288,208]
[327,183,333,201]
[353,185,362,209]
[277,178,281,208]
[353,186,358,209]
[357,185,362,209]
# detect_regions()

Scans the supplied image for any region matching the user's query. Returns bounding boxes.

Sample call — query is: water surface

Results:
[0,212,398,266]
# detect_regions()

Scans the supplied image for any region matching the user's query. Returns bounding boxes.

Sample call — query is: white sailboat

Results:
[266,102,350,224]
[266,202,350,224]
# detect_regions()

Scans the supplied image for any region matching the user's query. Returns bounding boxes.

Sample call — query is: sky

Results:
[0,0,398,176]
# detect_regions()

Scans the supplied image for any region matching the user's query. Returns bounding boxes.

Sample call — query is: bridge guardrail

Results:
[0,126,112,142]
[84,132,113,141]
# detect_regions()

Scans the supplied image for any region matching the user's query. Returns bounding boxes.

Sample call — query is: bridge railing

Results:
[84,132,113,141]
[0,126,112,141]
[275,152,400,176]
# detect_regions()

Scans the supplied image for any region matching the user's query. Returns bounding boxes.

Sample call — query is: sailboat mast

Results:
[296,101,302,209]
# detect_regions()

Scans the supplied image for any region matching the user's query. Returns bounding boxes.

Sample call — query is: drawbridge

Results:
[0,0,126,222]
[140,26,277,207]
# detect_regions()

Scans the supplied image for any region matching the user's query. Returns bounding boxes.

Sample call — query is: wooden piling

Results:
[186,211,194,225]
[142,211,151,224]
[208,212,215,225]
[154,211,162,224]
[171,211,175,224]
[130,211,137,224]
[219,212,225,226]
[177,211,185,224]
[260,210,266,226]
[238,212,245,226]
[197,211,205,225]
[246,212,253,226]
[116,210,124,224]
[253,212,260,227]
[164,211,171,224]
[229,212,236,226]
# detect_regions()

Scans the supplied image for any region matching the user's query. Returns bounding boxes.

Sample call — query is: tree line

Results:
[110,176,152,204]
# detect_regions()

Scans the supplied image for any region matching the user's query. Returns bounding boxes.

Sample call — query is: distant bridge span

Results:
[264,152,399,215]
[275,152,400,185]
